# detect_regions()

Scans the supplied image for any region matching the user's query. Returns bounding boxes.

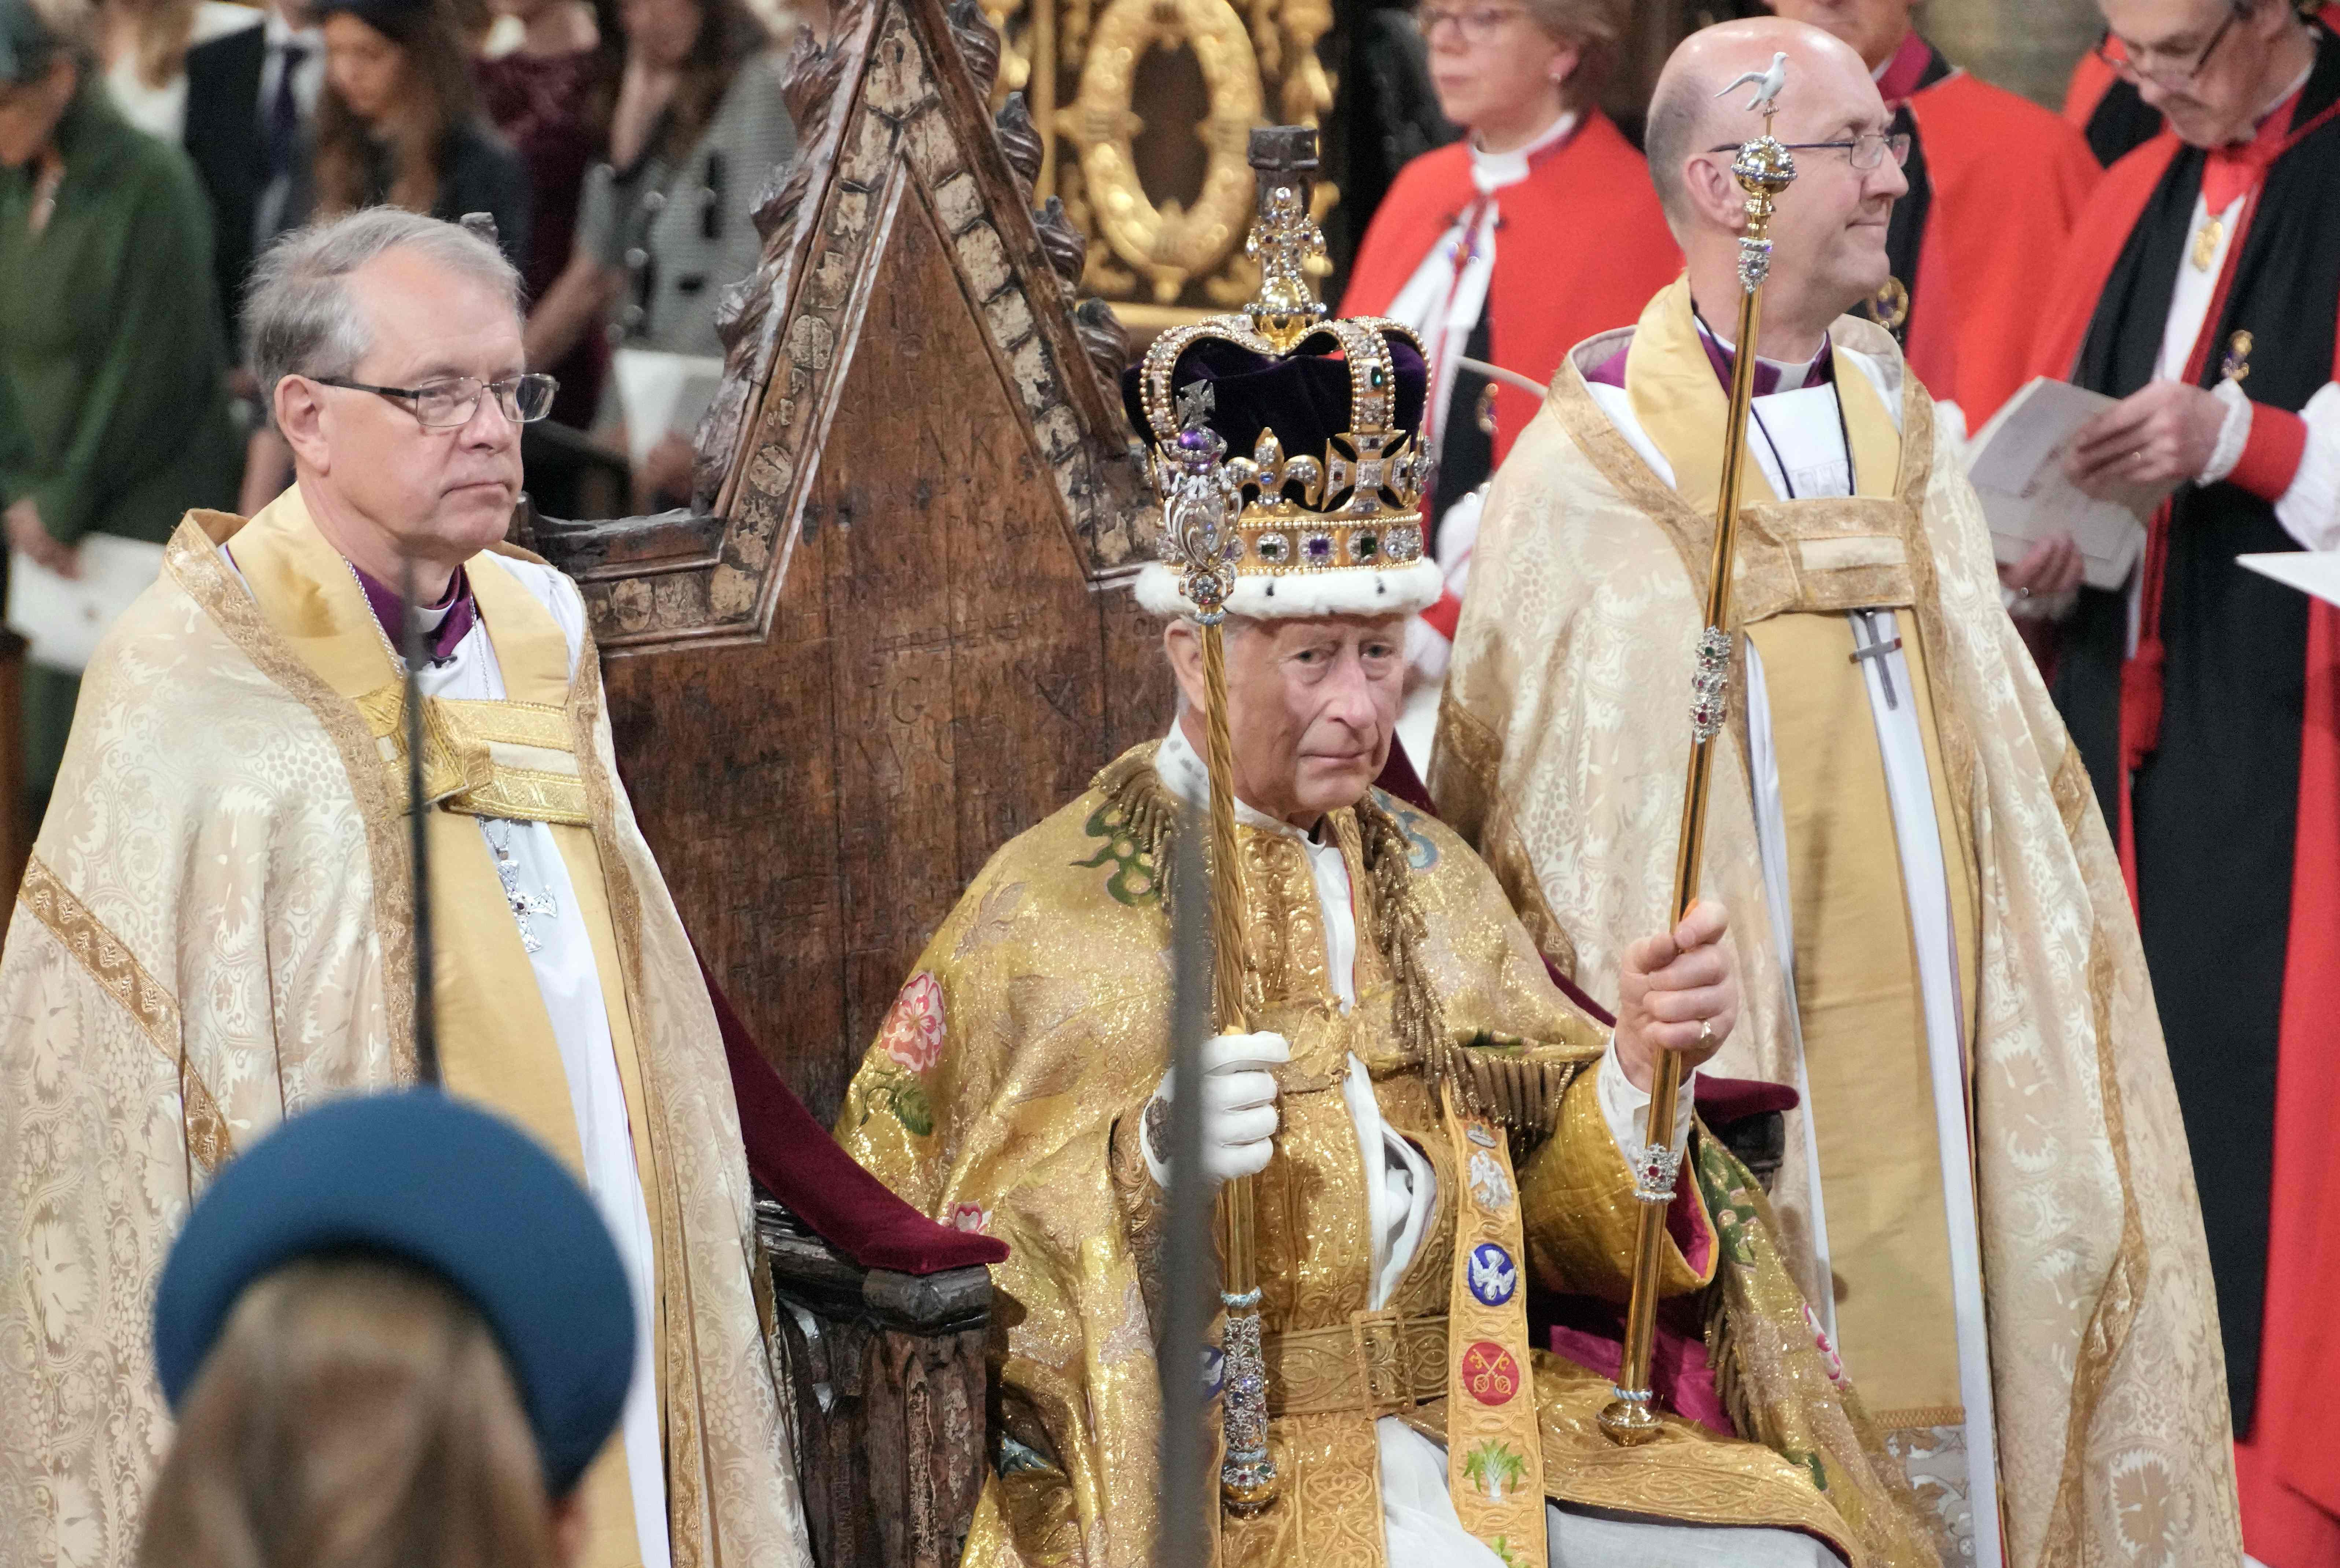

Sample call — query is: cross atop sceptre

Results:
[1177,381,1215,431]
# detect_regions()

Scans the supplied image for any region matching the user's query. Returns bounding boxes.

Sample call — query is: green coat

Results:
[0,86,242,803]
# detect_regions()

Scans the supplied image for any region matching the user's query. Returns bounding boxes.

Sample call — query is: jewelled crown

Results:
[1125,127,1442,621]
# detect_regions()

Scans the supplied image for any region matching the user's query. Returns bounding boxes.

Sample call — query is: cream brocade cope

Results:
[0,498,810,1568]
[837,747,1938,1568]
[1431,300,2242,1566]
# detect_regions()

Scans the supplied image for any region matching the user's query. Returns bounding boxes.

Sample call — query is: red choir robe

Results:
[1341,109,1678,474]
[2032,27,2340,1565]
[1872,31,2101,426]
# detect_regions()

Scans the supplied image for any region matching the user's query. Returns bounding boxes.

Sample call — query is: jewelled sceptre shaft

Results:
[1147,125,1329,1518]
[1598,64,1798,1449]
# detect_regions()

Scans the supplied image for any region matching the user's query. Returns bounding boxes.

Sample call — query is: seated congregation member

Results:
[0,208,809,1568]
[1434,18,2238,1565]
[1340,0,1678,681]
[838,239,1938,1568]
[139,1093,637,1568]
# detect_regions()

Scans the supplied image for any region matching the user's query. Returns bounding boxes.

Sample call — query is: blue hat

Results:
[153,1091,636,1497]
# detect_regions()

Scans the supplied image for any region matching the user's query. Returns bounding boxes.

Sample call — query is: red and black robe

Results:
[2035,26,2340,1565]
[1867,33,2100,426]
[1340,109,1679,522]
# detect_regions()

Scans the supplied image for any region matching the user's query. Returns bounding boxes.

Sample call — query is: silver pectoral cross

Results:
[485,822,558,954]
[1848,609,1904,710]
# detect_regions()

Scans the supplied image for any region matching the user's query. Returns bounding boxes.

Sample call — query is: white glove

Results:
[1141,1030,1290,1186]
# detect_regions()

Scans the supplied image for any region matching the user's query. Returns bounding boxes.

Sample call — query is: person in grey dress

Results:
[523,0,795,507]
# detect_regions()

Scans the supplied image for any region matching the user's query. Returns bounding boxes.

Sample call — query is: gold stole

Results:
[1441,1094,1544,1561]
[229,490,664,1568]
[1624,280,1982,1425]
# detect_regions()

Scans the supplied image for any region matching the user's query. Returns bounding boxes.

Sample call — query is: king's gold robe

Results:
[1434,282,2240,1567]
[0,493,809,1568]
[838,745,1936,1568]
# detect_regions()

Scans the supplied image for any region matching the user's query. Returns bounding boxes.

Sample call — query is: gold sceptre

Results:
[1598,67,1798,1448]
[1147,125,1329,1518]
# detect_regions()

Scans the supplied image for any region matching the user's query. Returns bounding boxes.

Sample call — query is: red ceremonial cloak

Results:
[1340,109,1679,469]
[1898,66,2099,424]
[1872,35,2099,427]
[2031,38,2340,1565]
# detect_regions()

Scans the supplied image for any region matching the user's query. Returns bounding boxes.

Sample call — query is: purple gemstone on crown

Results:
[1302,531,1335,564]
[1177,428,1211,453]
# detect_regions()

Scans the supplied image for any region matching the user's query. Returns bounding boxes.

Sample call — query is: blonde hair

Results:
[137,1253,564,1568]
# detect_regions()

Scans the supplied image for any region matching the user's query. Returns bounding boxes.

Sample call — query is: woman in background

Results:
[524,0,793,508]
[302,0,526,249]
[1342,0,1678,695]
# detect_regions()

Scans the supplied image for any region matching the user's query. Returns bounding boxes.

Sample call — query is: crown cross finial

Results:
[1244,127,1326,351]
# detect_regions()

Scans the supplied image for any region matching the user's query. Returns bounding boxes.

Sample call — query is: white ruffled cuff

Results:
[1597,1035,1696,1163]
[2199,379,2253,486]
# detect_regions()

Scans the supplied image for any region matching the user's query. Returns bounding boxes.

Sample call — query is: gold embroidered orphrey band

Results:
[1265,1310,1450,1417]
[17,854,231,1173]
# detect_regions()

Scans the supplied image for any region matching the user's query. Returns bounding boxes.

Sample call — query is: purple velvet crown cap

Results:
[1121,327,1430,495]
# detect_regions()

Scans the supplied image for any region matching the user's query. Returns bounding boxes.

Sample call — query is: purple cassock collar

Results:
[1585,322,1835,396]
[352,562,479,664]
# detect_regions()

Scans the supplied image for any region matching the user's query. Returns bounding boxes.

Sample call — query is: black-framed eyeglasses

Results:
[1704,131,1912,170]
[1410,4,1528,46]
[312,373,558,429]
[2093,1,2245,87]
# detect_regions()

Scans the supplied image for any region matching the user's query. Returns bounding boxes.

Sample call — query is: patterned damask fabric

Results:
[1434,317,2241,1567]
[0,516,811,1568]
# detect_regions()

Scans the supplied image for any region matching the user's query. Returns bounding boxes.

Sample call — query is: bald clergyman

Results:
[1431,18,2240,1566]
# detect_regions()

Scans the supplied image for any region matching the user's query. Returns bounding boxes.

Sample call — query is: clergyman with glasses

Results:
[1434,17,2241,1566]
[0,207,817,1568]
[2028,1,2340,1558]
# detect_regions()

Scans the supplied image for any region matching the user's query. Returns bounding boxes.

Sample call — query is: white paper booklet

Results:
[2239,550,2340,608]
[1964,376,2148,591]
[610,348,726,471]
[5,532,166,673]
